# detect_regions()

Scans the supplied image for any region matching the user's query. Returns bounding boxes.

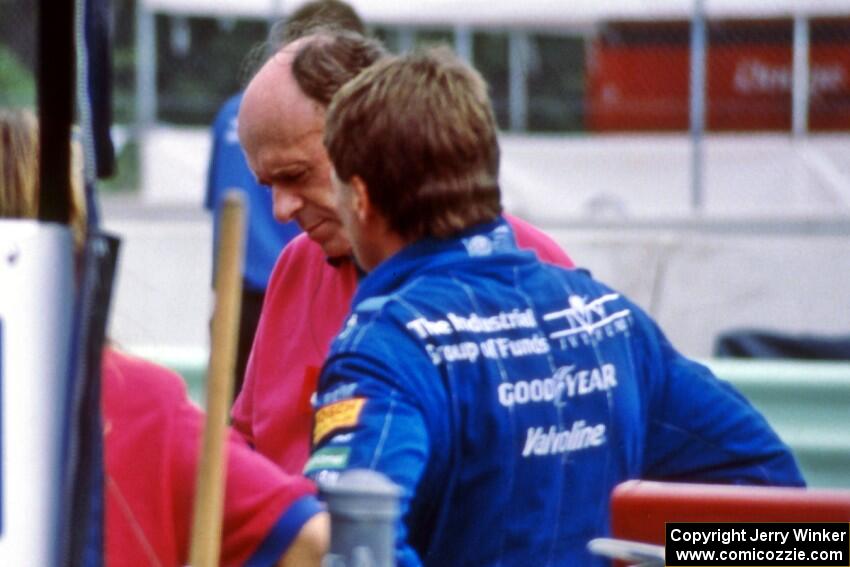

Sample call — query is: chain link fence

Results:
[143,13,850,133]
[3,4,850,216]
[5,5,848,139]
[5,2,848,360]
[3,5,850,136]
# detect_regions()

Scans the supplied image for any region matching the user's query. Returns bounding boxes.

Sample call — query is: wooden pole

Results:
[189,191,245,566]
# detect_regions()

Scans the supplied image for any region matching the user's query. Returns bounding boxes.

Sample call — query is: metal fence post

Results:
[509,30,529,132]
[689,0,707,212]
[792,14,810,139]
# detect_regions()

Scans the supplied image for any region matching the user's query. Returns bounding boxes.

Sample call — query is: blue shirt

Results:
[205,93,301,291]
[306,218,804,566]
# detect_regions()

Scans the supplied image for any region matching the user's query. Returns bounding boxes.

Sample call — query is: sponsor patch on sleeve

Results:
[304,446,351,474]
[313,397,366,445]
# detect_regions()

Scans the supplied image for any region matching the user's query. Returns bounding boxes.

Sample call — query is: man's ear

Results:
[349,175,372,223]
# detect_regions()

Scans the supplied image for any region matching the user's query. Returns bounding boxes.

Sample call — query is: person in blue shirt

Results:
[204,0,365,392]
[303,47,805,566]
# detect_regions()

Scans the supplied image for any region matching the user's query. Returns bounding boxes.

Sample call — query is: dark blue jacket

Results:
[306,217,804,567]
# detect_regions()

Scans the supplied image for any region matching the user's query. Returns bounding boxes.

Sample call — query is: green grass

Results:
[99,139,140,193]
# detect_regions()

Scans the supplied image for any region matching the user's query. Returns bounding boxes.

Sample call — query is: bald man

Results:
[205,1,367,393]
[233,30,575,473]
[239,37,348,259]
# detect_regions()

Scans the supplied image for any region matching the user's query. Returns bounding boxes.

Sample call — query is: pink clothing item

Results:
[505,214,573,267]
[103,348,319,566]
[231,214,574,473]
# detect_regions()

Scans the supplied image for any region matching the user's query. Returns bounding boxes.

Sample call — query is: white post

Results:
[269,0,284,25]
[509,30,529,132]
[135,2,156,129]
[454,25,473,64]
[792,14,810,138]
[397,27,415,53]
[135,2,156,204]
[689,0,707,211]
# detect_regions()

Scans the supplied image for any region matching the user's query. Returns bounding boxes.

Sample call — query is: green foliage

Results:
[113,46,138,124]
[0,44,35,108]
[100,139,139,193]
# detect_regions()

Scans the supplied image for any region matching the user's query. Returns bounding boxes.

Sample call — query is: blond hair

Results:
[0,108,39,220]
[0,107,87,249]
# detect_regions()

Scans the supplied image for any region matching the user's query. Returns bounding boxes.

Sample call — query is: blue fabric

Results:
[244,495,324,567]
[308,217,805,567]
[84,0,114,180]
[58,232,119,567]
[205,94,301,291]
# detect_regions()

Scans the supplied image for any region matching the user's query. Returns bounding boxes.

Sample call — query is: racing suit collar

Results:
[353,215,519,306]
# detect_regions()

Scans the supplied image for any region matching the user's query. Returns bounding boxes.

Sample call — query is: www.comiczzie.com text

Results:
[665,522,850,566]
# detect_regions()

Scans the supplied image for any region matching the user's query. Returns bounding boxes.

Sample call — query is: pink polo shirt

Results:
[103,348,320,566]
[231,214,574,474]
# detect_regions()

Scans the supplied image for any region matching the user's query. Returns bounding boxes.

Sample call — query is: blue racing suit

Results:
[306,217,804,567]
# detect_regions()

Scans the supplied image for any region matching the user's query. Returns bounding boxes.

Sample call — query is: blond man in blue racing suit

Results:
[306,47,805,566]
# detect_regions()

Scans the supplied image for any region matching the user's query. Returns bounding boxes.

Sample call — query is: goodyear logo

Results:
[313,398,366,445]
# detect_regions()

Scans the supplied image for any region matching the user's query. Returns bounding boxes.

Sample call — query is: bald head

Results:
[240,30,386,139]
[237,31,386,258]
[239,38,321,157]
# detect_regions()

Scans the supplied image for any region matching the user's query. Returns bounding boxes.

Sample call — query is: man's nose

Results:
[271,187,303,223]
